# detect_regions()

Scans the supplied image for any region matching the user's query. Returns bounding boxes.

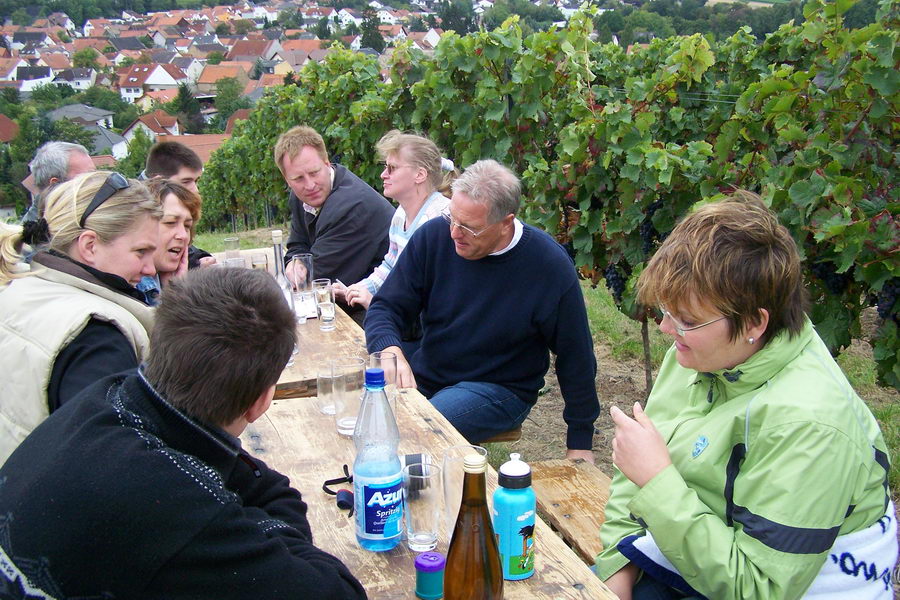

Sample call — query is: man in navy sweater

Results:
[365,160,599,461]
[0,268,366,599]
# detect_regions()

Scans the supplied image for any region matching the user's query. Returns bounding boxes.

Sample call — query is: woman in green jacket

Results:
[597,192,896,600]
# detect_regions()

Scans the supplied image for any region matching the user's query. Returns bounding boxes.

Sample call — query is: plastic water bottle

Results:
[492,453,536,580]
[352,368,403,552]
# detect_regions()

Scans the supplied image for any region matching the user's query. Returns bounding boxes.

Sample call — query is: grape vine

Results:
[201,0,900,388]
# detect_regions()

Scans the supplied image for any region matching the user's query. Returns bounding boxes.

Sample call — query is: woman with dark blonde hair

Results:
[137,179,202,305]
[597,192,896,599]
[334,130,456,311]
[0,171,161,464]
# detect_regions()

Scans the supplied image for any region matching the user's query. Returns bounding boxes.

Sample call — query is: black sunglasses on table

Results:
[79,172,130,228]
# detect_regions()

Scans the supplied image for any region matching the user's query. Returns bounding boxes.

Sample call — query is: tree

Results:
[315,16,332,39]
[116,127,153,178]
[214,77,250,124]
[232,19,255,35]
[215,22,231,36]
[0,88,22,120]
[72,47,101,70]
[58,31,71,43]
[51,118,96,150]
[11,8,31,25]
[407,16,428,32]
[140,35,154,48]
[207,51,226,65]
[251,58,265,80]
[278,8,304,29]
[173,82,205,134]
[360,8,385,52]
[437,0,476,34]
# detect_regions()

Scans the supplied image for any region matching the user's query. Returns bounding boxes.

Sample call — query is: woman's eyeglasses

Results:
[658,305,727,337]
[80,172,129,228]
[382,163,414,176]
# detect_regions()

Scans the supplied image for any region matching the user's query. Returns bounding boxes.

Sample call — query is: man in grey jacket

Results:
[276,126,393,293]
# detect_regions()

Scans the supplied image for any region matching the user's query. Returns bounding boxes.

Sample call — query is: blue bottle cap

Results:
[364,367,385,387]
[414,551,446,572]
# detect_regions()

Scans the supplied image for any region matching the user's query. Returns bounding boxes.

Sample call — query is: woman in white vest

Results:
[0,171,162,464]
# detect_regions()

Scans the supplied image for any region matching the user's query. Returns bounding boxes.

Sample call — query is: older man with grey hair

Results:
[22,141,95,223]
[365,159,599,462]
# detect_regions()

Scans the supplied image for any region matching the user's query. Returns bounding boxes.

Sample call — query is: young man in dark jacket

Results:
[0,268,367,599]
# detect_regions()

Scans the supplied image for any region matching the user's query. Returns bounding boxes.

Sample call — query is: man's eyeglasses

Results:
[80,172,129,228]
[658,305,727,337]
[382,163,414,176]
[440,208,499,238]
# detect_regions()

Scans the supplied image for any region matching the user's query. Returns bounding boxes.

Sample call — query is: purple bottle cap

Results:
[414,552,446,572]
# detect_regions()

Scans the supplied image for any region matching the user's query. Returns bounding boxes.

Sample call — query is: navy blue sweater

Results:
[365,219,599,449]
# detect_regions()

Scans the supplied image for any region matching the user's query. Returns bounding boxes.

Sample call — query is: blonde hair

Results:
[0,171,162,284]
[637,191,807,343]
[376,130,457,195]
[273,125,329,172]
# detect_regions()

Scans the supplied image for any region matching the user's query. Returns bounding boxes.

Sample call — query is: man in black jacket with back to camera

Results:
[0,267,367,599]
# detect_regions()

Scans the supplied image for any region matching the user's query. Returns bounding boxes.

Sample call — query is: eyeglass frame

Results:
[658,305,727,337]
[79,172,130,229]
[381,162,416,176]
[440,208,504,238]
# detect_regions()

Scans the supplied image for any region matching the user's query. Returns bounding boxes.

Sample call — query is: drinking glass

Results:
[442,444,488,538]
[290,254,315,323]
[333,357,365,436]
[313,280,336,332]
[224,236,240,260]
[402,461,442,552]
[316,364,337,415]
[318,300,336,332]
[250,252,268,272]
[369,351,398,415]
[225,257,246,268]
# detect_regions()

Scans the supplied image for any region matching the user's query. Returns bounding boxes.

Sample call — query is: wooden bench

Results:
[481,425,522,443]
[531,458,612,565]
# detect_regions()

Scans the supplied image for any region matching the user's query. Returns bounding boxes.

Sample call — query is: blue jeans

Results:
[426,382,532,444]
[633,574,701,600]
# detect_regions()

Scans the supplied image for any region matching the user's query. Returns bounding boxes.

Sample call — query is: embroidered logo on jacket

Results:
[691,435,709,458]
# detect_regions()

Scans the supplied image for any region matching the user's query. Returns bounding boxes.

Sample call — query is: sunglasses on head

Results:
[79,172,130,229]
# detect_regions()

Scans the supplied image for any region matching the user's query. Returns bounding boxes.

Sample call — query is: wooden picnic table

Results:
[213,246,367,399]
[241,388,618,600]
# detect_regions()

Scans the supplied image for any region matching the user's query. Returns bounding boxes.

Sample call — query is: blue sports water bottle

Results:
[492,453,536,580]
[352,368,403,551]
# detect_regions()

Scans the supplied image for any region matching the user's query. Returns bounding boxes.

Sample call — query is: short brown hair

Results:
[145,141,202,178]
[637,191,807,343]
[147,178,201,242]
[273,125,329,173]
[144,268,297,427]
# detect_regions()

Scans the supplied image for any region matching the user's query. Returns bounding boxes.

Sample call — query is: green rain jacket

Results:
[596,319,895,599]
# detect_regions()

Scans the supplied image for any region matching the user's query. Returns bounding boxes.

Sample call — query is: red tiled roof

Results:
[227,39,271,60]
[282,39,321,53]
[0,114,19,143]
[40,52,71,70]
[225,108,251,133]
[152,134,230,163]
[198,64,243,84]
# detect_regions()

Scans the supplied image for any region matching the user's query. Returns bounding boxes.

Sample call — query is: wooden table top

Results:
[241,389,618,600]
[212,246,367,399]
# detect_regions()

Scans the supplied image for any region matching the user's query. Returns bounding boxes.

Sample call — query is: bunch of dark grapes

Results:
[809,261,853,295]
[640,200,664,255]
[875,278,899,321]
[604,264,626,303]
[640,220,658,254]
